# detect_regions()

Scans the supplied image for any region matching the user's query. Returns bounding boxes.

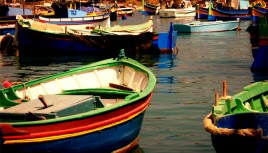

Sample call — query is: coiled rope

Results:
[203,113,263,137]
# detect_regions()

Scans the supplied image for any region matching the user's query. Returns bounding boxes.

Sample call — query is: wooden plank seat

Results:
[0,95,102,122]
[109,83,134,91]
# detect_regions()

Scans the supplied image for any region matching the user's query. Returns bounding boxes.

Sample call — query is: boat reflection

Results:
[156,53,177,86]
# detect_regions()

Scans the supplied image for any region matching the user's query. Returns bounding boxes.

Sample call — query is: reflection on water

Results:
[156,53,177,86]
[157,53,177,69]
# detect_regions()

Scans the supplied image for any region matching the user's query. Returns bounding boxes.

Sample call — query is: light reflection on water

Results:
[0,11,268,153]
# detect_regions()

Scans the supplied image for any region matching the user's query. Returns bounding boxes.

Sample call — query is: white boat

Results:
[159,7,196,18]
[173,20,241,33]
[38,2,110,26]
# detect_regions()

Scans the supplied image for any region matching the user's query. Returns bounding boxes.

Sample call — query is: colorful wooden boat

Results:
[142,1,160,15]
[116,5,134,17]
[158,7,196,18]
[246,23,268,73]
[173,20,240,33]
[210,7,252,20]
[38,2,110,26]
[0,50,156,153]
[252,7,268,24]
[204,80,268,153]
[195,7,209,19]
[15,15,155,56]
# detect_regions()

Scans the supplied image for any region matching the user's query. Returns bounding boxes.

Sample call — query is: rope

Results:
[203,113,263,137]
[11,82,30,100]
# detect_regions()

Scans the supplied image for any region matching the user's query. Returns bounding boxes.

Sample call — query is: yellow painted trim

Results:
[4,106,148,144]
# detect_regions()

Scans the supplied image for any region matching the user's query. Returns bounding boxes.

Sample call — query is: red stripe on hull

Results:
[3,94,152,140]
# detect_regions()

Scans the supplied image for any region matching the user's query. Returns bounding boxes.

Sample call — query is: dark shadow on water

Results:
[128,144,144,153]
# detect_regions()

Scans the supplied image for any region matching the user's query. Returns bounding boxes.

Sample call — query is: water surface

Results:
[1,11,268,153]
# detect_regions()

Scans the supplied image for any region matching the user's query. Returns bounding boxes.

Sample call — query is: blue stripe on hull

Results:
[1,113,145,153]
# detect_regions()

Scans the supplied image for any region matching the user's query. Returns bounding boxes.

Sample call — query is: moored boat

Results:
[159,7,196,18]
[209,7,252,20]
[38,2,110,26]
[204,80,268,153]
[252,7,268,23]
[15,15,155,56]
[0,50,157,153]
[142,1,161,15]
[173,19,240,33]
[246,22,268,73]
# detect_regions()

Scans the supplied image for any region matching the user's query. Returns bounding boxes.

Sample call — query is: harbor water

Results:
[0,11,268,153]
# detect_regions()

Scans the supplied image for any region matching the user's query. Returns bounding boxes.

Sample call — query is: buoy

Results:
[0,33,15,54]
[3,80,12,88]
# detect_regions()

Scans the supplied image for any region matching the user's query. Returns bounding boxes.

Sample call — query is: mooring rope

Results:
[11,82,30,100]
[203,113,263,137]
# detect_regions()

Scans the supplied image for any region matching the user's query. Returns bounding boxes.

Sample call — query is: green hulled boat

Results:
[204,80,268,153]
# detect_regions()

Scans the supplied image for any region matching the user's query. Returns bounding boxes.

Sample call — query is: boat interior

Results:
[0,64,149,121]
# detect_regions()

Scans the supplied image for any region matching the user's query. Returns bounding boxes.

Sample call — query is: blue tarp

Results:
[7,7,32,16]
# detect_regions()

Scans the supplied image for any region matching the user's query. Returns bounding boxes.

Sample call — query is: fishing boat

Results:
[0,50,156,153]
[195,1,252,21]
[38,2,110,26]
[252,7,268,24]
[158,7,196,18]
[246,22,268,73]
[15,15,155,56]
[173,19,240,33]
[195,7,209,19]
[142,1,161,15]
[116,5,134,17]
[209,7,252,20]
[158,0,195,18]
[204,80,268,153]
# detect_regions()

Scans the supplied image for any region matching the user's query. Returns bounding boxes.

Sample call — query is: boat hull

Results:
[210,8,252,20]
[16,18,155,56]
[211,113,268,153]
[195,7,208,19]
[252,7,268,24]
[0,56,156,152]
[204,81,268,153]
[247,24,268,73]
[39,13,110,26]
[159,8,196,18]
[0,112,145,153]
[17,22,102,56]
[143,3,160,15]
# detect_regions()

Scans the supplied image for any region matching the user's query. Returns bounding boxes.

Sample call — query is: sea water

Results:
[0,11,268,153]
